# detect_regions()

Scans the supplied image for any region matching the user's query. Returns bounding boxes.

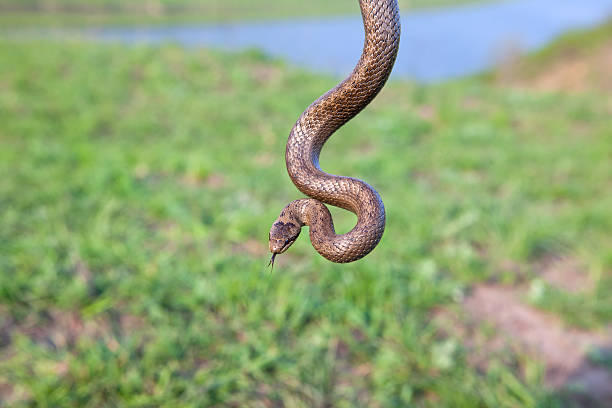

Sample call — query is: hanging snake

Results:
[268,0,401,264]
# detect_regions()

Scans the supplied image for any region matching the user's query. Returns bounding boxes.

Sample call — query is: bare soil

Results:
[457,284,612,406]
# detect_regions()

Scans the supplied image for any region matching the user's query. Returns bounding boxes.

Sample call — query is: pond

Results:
[92,0,612,82]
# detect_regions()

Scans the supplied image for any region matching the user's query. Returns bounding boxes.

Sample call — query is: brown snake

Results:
[268,0,401,264]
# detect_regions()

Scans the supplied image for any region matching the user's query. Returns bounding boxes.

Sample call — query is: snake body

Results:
[269,0,401,263]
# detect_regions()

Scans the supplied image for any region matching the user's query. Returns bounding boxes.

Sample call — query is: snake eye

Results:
[282,238,294,249]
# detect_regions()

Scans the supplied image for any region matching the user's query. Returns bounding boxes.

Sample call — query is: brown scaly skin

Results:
[269,0,401,263]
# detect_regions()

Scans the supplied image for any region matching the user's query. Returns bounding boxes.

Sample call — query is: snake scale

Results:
[269,0,401,264]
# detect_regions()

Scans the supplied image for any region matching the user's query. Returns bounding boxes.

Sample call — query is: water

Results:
[94,0,612,82]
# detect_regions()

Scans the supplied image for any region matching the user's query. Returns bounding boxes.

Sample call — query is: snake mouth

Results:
[268,235,298,271]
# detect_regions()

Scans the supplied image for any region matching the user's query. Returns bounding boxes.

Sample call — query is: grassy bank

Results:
[522,18,612,67]
[0,0,495,27]
[0,36,610,406]
[491,18,612,94]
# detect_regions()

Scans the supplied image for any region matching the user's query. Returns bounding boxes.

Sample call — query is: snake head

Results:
[269,220,301,254]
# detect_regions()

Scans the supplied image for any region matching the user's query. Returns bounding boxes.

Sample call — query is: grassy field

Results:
[0,0,495,26]
[0,27,611,407]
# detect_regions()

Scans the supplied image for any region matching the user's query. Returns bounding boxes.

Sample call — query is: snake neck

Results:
[286,0,401,210]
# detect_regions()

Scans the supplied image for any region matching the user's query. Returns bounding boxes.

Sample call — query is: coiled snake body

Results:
[269,0,401,264]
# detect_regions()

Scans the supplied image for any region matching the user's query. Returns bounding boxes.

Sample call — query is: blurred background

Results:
[1,0,611,406]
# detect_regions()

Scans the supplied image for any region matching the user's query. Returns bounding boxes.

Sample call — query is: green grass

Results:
[0,36,610,406]
[0,0,497,27]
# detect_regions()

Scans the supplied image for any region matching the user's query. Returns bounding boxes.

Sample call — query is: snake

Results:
[268,0,401,264]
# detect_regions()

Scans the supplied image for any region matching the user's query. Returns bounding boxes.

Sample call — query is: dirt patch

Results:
[463,285,609,386]
[449,283,612,406]
[536,255,594,294]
